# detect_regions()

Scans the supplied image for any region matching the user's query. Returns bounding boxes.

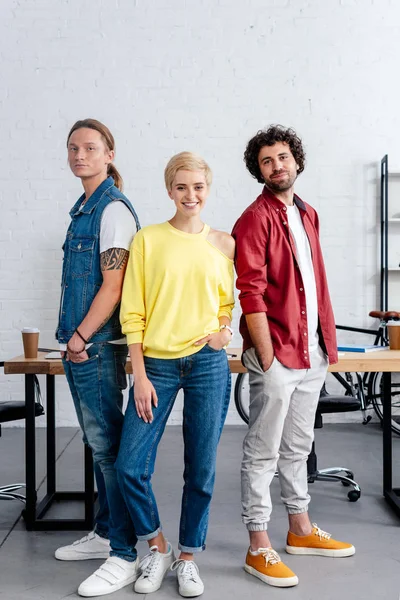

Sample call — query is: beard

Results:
[265,170,297,193]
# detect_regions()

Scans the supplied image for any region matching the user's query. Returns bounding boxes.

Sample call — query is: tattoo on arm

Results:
[90,302,120,337]
[100,248,129,271]
[89,248,128,338]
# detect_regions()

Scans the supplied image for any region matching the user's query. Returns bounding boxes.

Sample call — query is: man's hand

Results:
[133,375,158,423]
[66,332,89,363]
[257,349,274,372]
[245,313,275,372]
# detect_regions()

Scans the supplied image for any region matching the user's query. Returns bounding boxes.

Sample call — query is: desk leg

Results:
[46,375,56,496]
[24,374,36,530]
[382,371,400,517]
[382,371,392,493]
[23,372,97,530]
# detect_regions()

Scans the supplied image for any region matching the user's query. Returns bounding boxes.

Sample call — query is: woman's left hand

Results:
[194,330,231,350]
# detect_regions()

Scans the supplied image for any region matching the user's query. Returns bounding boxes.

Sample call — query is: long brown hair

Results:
[67,119,123,191]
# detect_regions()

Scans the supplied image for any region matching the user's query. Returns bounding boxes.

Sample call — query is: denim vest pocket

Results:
[70,238,95,277]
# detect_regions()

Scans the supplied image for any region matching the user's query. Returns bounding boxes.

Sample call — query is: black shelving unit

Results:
[380,154,388,311]
[380,154,400,310]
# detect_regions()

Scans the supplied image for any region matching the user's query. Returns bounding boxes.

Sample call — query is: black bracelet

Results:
[75,328,89,345]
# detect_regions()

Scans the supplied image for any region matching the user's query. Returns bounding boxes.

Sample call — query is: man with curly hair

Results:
[232,125,355,588]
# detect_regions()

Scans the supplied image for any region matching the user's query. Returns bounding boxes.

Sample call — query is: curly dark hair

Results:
[244,125,306,183]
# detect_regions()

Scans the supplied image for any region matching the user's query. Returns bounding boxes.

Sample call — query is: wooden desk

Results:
[5,348,400,529]
[228,347,400,375]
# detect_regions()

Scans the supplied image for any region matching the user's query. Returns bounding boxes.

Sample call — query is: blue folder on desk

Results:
[337,345,387,353]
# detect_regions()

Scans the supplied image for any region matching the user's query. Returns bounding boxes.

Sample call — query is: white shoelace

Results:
[171,560,201,585]
[73,531,96,546]
[256,547,281,565]
[139,545,164,581]
[312,523,332,541]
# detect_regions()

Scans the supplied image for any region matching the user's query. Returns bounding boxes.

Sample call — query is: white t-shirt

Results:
[99,201,137,254]
[59,201,137,350]
[286,204,319,352]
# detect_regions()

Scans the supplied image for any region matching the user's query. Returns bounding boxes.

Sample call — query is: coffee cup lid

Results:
[21,327,40,333]
[387,321,400,326]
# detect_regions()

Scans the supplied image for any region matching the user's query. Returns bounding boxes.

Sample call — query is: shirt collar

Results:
[69,177,115,217]
[261,185,307,212]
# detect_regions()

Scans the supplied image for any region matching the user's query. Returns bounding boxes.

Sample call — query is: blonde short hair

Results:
[164,151,213,191]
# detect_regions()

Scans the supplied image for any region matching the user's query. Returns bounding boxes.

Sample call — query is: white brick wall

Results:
[1,0,399,426]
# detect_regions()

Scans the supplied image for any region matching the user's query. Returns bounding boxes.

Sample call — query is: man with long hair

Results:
[55,119,140,597]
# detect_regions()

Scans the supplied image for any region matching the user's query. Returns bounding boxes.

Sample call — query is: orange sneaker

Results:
[286,523,355,557]
[244,547,299,587]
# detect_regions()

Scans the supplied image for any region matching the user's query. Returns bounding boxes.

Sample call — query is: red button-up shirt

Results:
[232,187,338,369]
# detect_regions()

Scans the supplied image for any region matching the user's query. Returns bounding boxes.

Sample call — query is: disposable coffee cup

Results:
[22,327,40,359]
[387,321,400,350]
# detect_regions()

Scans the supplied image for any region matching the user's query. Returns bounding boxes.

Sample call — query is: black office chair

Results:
[307,384,361,502]
[0,361,45,502]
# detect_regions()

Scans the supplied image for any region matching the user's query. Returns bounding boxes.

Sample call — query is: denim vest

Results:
[56,177,140,344]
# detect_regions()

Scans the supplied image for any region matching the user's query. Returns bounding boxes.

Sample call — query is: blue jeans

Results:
[63,342,137,561]
[116,345,231,553]
[93,462,109,539]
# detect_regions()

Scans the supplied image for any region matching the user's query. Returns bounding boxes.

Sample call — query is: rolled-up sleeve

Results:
[120,234,146,346]
[232,209,269,315]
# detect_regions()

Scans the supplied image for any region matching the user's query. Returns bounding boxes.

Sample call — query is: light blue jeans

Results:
[116,345,231,553]
[63,342,137,561]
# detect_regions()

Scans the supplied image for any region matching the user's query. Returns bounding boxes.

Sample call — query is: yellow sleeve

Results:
[217,259,235,321]
[120,235,146,346]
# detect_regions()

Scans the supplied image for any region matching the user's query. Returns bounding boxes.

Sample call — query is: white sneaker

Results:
[55,531,110,561]
[78,556,140,597]
[134,543,175,594]
[171,559,204,597]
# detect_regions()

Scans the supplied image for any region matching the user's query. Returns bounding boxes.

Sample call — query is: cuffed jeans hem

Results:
[178,543,206,553]
[245,523,269,532]
[110,551,138,562]
[286,507,309,515]
[136,527,162,542]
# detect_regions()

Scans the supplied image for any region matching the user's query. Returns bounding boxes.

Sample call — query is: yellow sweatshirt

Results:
[120,222,235,359]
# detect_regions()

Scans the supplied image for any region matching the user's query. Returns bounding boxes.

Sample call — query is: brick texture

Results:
[1,0,398,426]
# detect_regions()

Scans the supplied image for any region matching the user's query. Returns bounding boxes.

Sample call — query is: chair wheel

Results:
[348,490,361,502]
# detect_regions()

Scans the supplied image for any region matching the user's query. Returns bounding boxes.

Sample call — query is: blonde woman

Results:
[116,152,235,597]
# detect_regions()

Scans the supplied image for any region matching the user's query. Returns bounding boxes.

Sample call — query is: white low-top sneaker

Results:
[78,556,140,597]
[134,543,175,594]
[171,559,204,597]
[55,531,110,561]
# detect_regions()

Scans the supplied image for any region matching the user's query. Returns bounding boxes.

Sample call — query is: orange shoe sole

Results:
[244,564,299,587]
[286,544,355,557]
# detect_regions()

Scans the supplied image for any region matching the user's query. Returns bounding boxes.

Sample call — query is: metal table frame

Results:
[23,372,95,530]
